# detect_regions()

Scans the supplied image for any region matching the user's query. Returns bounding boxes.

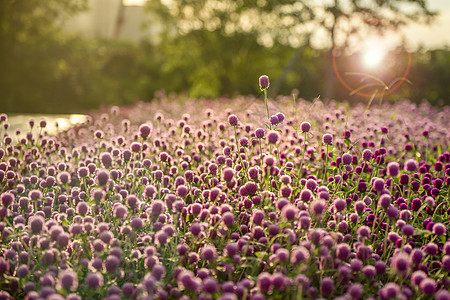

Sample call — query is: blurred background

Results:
[0,0,449,114]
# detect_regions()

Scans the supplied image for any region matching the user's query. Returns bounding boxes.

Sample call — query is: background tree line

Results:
[0,0,448,114]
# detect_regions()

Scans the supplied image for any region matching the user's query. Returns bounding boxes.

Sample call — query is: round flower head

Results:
[310,199,326,215]
[391,252,411,274]
[269,115,279,125]
[387,162,400,177]
[96,169,109,186]
[29,215,45,234]
[255,128,265,139]
[200,245,217,261]
[139,123,152,139]
[432,223,446,235]
[419,278,436,294]
[86,272,103,289]
[347,283,363,299]
[228,115,239,126]
[57,269,78,291]
[259,75,270,89]
[322,133,333,144]
[342,153,352,165]
[267,131,279,144]
[404,159,418,172]
[1,192,14,207]
[362,149,373,161]
[276,112,285,123]
[321,277,334,296]
[300,122,311,132]
[343,130,351,139]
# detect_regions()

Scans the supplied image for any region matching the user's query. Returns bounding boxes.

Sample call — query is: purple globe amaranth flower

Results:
[267,131,279,144]
[276,112,285,123]
[259,75,270,89]
[347,283,363,299]
[100,152,113,168]
[357,225,371,238]
[372,178,385,192]
[310,199,326,215]
[343,130,351,139]
[86,272,103,289]
[139,123,152,139]
[378,194,391,209]
[222,212,235,227]
[425,242,439,255]
[387,162,400,177]
[96,169,109,186]
[200,245,217,261]
[404,159,418,172]
[432,222,446,235]
[257,272,271,293]
[362,149,373,161]
[57,270,78,291]
[411,270,427,286]
[391,252,411,274]
[255,128,265,139]
[269,115,279,125]
[420,278,436,294]
[322,133,333,144]
[342,153,352,165]
[228,114,239,126]
[321,277,334,296]
[401,224,414,236]
[29,215,45,234]
[300,122,311,132]
[379,283,400,300]
[436,290,450,300]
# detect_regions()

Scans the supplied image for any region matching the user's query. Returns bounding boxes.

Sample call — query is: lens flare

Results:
[363,48,385,68]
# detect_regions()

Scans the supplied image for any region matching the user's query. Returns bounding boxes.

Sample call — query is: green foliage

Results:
[0,0,448,113]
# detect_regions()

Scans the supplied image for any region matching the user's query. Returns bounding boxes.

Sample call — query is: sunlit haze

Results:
[123,0,147,5]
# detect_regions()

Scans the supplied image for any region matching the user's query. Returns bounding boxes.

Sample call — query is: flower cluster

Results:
[0,93,449,299]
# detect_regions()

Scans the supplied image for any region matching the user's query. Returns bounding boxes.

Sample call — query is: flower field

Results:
[0,89,449,299]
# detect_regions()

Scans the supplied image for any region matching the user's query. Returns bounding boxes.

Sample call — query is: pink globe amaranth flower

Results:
[259,75,270,89]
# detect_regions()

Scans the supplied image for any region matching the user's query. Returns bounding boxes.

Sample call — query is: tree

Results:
[145,0,437,98]
[0,0,88,112]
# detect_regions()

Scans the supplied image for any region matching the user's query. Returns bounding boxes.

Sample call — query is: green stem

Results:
[264,89,270,120]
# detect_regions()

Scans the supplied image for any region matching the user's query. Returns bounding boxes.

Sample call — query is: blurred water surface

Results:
[4,114,87,140]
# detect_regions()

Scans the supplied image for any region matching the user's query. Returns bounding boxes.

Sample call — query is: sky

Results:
[403,0,450,49]
[123,0,450,50]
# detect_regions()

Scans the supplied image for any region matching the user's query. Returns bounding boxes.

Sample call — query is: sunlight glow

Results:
[123,0,147,6]
[363,48,384,68]
[361,38,387,69]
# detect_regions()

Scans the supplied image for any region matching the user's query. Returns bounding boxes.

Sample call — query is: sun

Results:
[363,48,385,68]
[360,37,388,69]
